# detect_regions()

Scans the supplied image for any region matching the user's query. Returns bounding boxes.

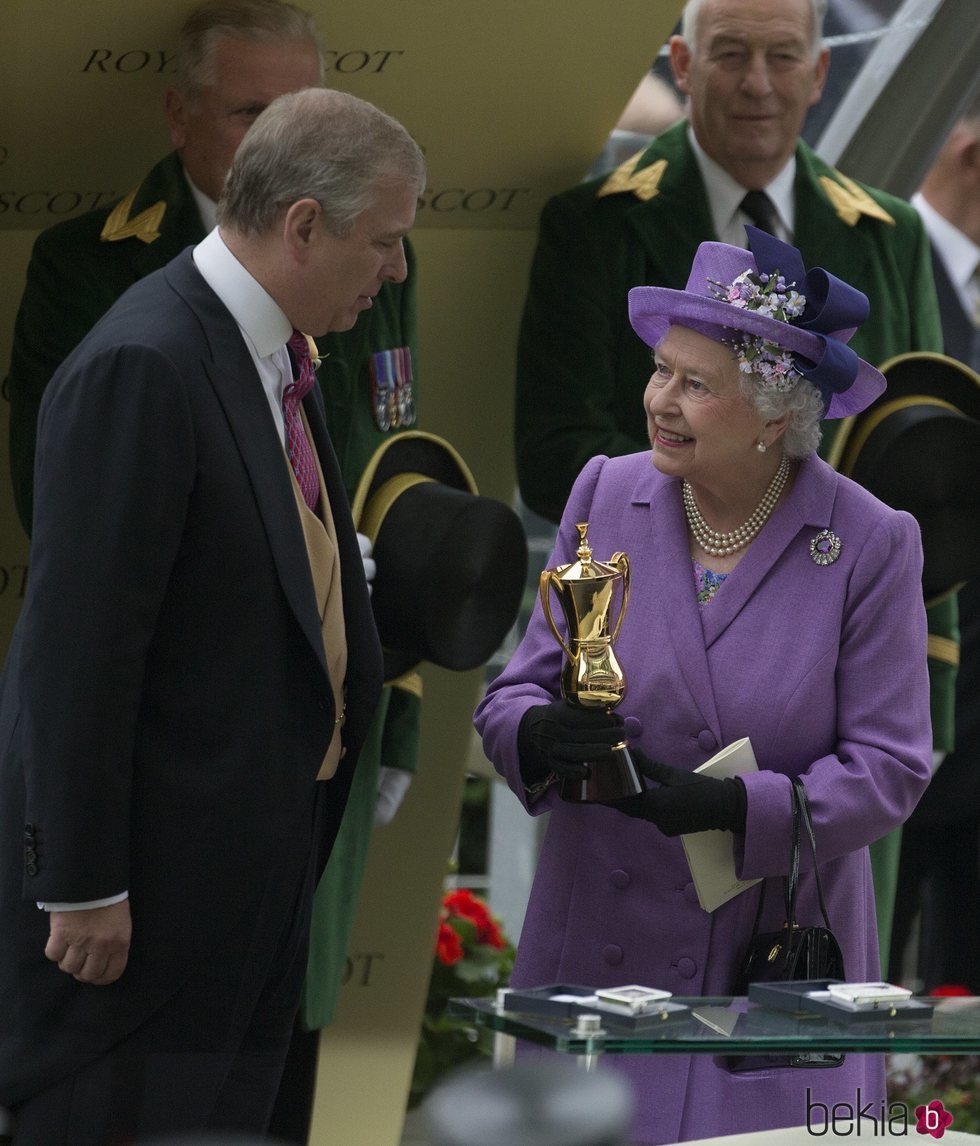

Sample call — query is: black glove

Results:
[517,701,625,791]
[608,751,747,836]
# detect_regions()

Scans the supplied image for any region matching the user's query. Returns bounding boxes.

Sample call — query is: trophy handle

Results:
[609,552,630,643]
[539,570,575,664]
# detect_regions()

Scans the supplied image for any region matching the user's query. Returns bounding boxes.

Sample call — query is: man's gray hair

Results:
[739,371,825,458]
[175,0,324,97]
[218,88,426,237]
[680,0,828,60]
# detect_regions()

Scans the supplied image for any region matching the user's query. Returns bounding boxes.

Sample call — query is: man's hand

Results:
[375,766,412,825]
[357,532,376,596]
[45,899,132,985]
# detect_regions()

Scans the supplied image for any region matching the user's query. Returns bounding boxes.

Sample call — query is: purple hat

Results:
[628,227,886,419]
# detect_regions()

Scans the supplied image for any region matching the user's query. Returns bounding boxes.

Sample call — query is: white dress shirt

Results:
[688,125,797,247]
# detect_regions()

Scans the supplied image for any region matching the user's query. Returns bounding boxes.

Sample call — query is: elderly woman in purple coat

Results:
[474,228,932,1144]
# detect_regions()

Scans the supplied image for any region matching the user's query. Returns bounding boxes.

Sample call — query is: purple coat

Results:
[474,451,932,1144]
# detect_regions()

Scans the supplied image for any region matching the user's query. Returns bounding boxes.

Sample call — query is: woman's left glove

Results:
[608,751,746,836]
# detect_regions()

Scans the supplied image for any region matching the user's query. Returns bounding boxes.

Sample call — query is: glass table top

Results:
[450,991,980,1056]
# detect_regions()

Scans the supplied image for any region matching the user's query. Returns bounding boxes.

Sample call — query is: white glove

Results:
[374,766,412,825]
[357,532,376,595]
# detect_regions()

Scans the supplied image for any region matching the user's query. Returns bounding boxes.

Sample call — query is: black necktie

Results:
[739,189,780,237]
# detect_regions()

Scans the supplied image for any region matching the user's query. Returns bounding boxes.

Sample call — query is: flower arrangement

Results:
[887,987,980,1133]
[409,887,515,1107]
[711,268,806,391]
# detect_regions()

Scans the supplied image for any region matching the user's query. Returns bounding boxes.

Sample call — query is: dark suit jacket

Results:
[4,149,422,1034]
[930,245,980,373]
[0,250,383,1105]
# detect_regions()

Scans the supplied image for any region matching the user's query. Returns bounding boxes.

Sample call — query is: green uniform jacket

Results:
[4,150,422,1029]
[514,120,951,963]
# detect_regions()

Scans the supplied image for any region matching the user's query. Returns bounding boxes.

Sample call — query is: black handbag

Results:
[727,776,845,1070]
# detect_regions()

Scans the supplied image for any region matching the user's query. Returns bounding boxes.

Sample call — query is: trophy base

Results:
[559,742,644,803]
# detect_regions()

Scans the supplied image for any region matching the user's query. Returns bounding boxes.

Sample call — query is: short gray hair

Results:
[738,371,824,458]
[218,88,426,237]
[680,0,827,60]
[175,0,324,98]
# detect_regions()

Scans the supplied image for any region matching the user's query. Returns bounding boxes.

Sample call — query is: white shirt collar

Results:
[192,228,294,446]
[912,191,980,298]
[688,126,796,247]
[192,227,292,359]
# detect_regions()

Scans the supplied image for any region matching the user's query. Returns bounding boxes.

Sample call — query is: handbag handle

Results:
[748,776,834,937]
[790,776,834,931]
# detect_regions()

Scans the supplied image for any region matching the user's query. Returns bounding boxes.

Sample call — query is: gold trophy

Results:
[539,522,643,803]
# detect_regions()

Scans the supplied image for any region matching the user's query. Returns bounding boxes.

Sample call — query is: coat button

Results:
[602,944,624,966]
[674,957,697,979]
[26,863,38,876]
[24,824,36,837]
[25,848,37,864]
[697,729,717,752]
[610,869,631,890]
[623,715,642,739]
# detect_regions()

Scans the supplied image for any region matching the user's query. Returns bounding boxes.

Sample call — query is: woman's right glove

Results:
[517,700,624,792]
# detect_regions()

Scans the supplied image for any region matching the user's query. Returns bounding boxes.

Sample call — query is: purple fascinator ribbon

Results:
[746,226,870,414]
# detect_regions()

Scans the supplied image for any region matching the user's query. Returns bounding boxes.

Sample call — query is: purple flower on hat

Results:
[626,228,887,419]
[742,227,870,414]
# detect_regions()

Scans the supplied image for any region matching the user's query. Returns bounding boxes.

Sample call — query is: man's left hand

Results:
[607,752,746,836]
[375,766,412,825]
[357,532,376,595]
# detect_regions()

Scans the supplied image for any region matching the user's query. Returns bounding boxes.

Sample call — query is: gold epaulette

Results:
[927,634,959,668]
[597,152,667,202]
[99,187,167,244]
[388,670,423,698]
[819,172,895,227]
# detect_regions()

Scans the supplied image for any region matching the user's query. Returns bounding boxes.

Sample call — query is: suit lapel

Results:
[163,253,329,679]
[634,470,720,733]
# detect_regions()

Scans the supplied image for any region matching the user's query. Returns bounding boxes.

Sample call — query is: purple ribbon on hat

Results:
[746,226,870,414]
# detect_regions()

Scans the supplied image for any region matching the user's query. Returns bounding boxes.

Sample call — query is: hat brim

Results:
[627,287,885,419]
[352,431,526,682]
[829,352,980,600]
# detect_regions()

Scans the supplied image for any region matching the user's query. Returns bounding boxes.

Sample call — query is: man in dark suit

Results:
[513,0,947,967]
[890,97,980,992]
[4,2,425,1135]
[0,86,424,1144]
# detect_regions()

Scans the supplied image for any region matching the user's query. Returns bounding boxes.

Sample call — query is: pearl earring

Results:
[756,440,767,453]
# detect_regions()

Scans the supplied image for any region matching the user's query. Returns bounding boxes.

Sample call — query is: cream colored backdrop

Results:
[1,4,683,1142]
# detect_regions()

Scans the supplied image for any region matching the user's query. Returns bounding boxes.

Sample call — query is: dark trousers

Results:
[11,861,316,1146]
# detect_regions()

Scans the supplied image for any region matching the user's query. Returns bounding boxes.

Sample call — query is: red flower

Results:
[443,889,507,949]
[435,920,464,966]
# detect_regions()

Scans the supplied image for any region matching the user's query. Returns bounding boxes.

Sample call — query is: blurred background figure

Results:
[890,93,980,994]
[423,1061,633,1146]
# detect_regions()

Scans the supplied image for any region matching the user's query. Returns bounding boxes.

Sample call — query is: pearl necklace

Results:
[683,455,790,557]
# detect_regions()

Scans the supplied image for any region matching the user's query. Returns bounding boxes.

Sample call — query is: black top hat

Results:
[352,431,528,682]
[828,352,980,600]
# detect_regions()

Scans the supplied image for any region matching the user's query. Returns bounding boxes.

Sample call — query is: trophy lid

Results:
[554,523,624,581]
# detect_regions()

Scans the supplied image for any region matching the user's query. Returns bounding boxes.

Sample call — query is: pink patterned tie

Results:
[284,330,320,511]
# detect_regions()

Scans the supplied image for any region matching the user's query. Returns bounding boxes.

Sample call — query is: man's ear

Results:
[164,88,188,150]
[283,198,321,257]
[669,35,692,96]
[809,45,831,107]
